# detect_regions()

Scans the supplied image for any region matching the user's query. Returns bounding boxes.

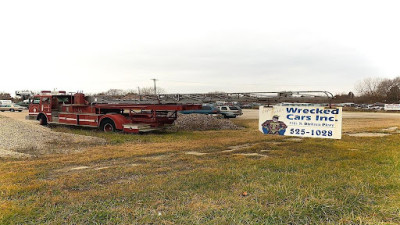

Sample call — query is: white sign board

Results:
[384,104,400,111]
[259,106,342,139]
[0,100,12,106]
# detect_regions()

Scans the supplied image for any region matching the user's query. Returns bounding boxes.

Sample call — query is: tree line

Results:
[95,86,166,98]
[353,77,400,103]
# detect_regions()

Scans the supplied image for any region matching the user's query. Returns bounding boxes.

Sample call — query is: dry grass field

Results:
[1,117,400,224]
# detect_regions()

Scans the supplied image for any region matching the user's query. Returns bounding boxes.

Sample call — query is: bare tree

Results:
[125,89,137,95]
[355,77,384,97]
[139,87,166,95]
[102,89,126,96]
[375,76,400,102]
[0,92,12,100]
[376,78,395,96]
[333,92,356,103]
[387,85,400,103]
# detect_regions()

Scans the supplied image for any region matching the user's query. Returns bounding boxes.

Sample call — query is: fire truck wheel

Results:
[39,115,48,125]
[100,119,116,132]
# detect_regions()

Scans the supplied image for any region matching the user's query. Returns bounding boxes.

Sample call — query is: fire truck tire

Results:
[39,115,48,125]
[100,119,116,132]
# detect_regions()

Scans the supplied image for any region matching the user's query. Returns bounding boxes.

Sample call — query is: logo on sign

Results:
[261,115,287,135]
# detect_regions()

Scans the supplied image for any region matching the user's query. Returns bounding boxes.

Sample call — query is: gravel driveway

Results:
[0,114,106,158]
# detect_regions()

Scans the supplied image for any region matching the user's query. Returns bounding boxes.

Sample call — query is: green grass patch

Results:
[1,119,400,224]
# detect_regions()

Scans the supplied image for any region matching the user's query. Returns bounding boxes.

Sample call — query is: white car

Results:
[370,106,384,110]
[217,105,243,117]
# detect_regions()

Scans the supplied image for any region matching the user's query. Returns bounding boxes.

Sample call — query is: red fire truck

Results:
[27,91,201,133]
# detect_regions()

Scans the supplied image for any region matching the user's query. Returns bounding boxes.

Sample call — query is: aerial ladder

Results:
[93,91,334,106]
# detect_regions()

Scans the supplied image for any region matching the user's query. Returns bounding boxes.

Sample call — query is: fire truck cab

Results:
[27,91,201,133]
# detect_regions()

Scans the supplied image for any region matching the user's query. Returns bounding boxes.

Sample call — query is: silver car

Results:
[217,105,243,116]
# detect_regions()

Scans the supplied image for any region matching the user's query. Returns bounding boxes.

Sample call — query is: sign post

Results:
[259,106,342,139]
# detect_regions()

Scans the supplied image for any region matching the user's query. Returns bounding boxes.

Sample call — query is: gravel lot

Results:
[0,113,106,158]
[169,114,241,131]
[0,110,28,121]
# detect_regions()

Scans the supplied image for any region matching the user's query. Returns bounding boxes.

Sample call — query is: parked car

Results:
[370,106,384,110]
[180,104,220,116]
[16,100,30,108]
[180,104,236,118]
[240,104,252,109]
[0,104,26,112]
[217,105,243,117]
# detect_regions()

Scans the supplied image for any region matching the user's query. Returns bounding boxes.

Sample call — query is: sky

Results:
[1,0,400,96]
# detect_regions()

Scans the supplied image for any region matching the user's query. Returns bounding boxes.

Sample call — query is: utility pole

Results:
[151,78,158,95]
